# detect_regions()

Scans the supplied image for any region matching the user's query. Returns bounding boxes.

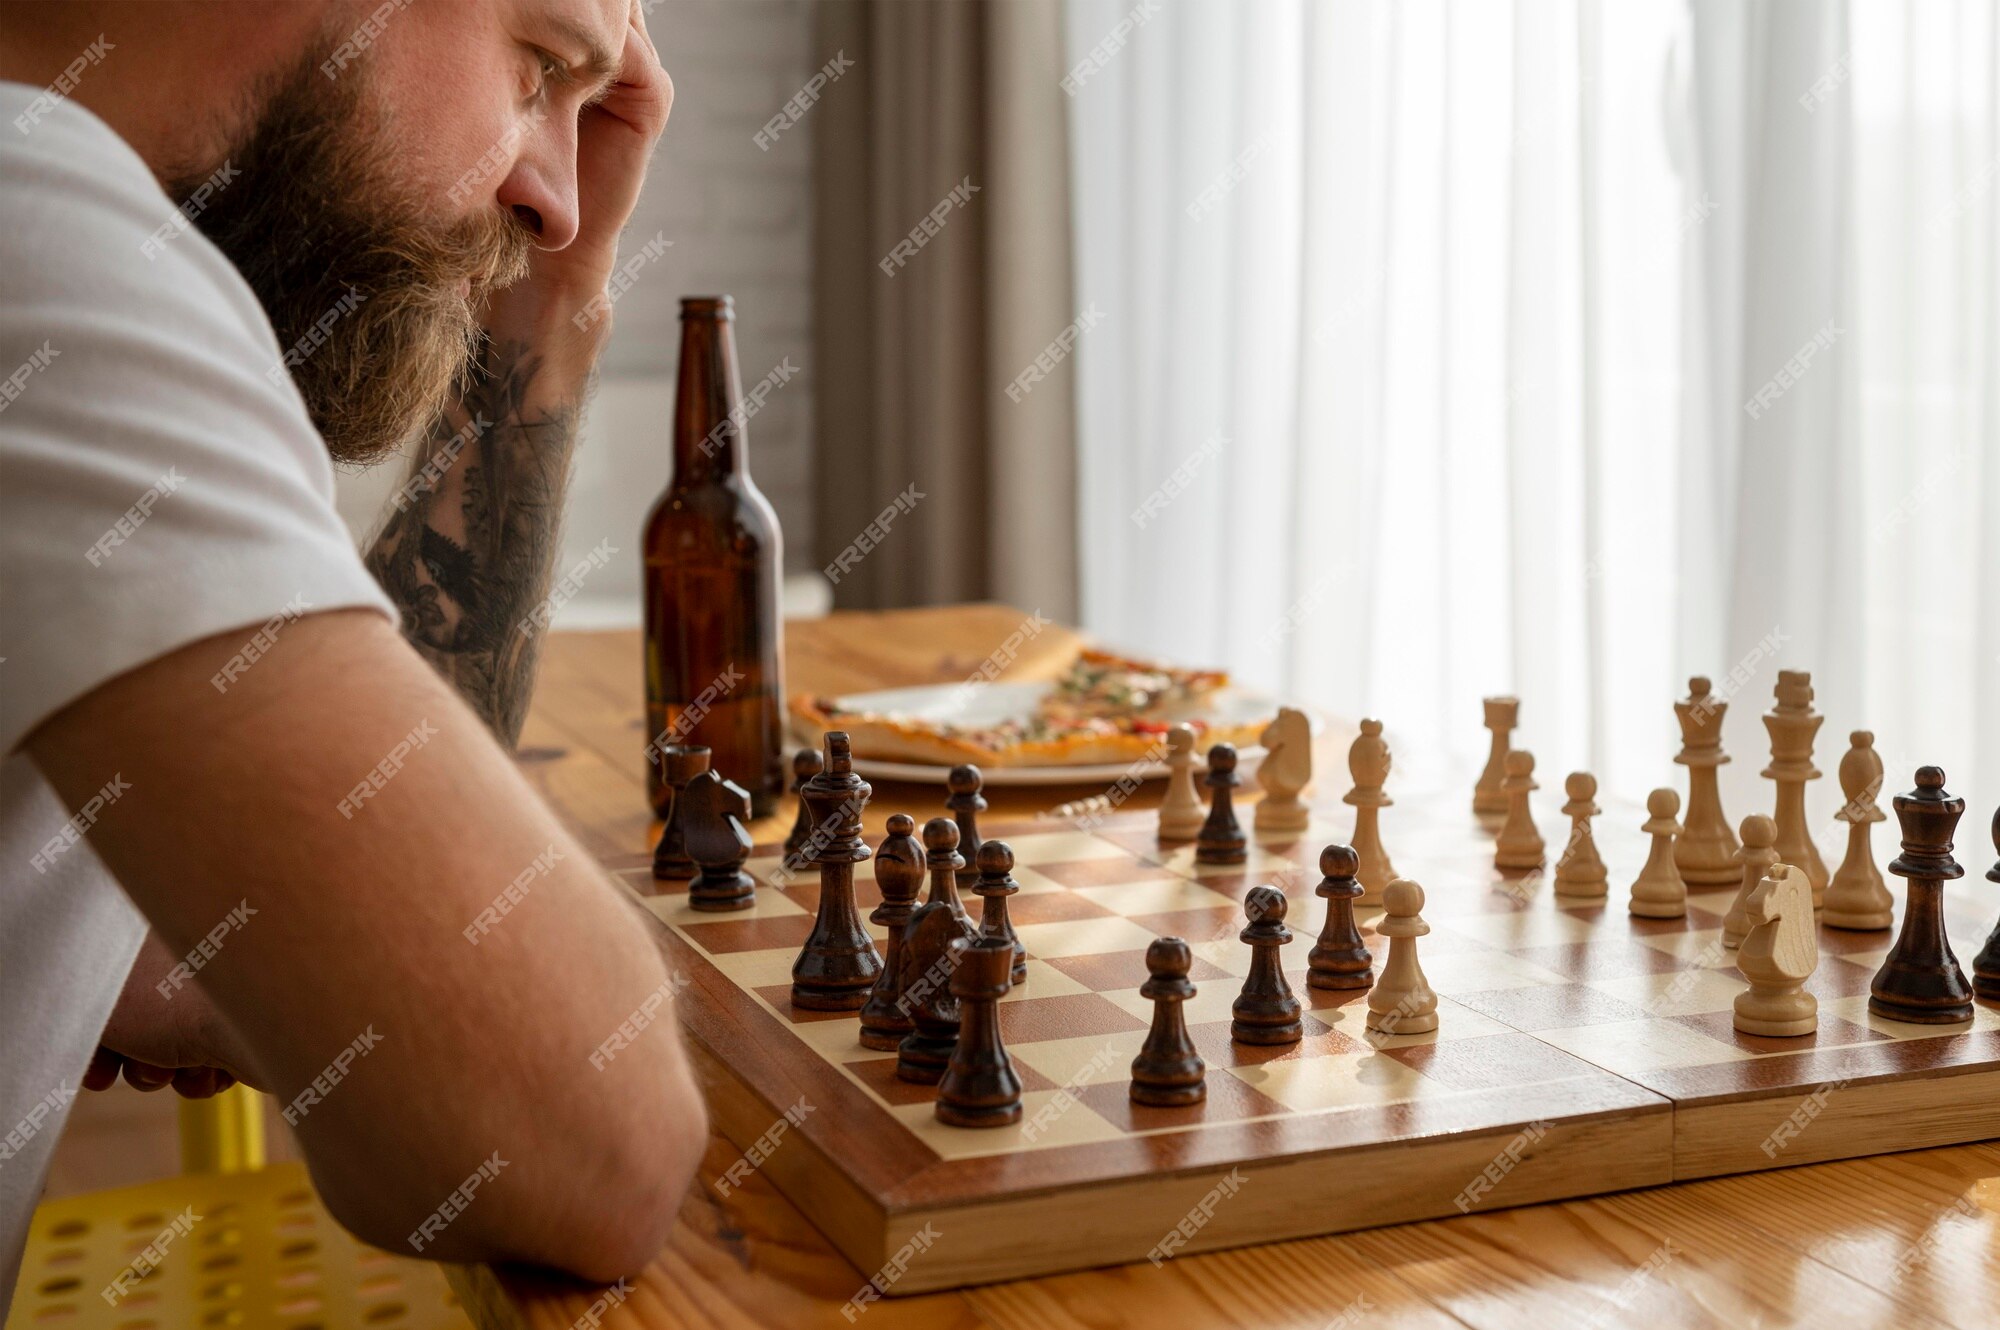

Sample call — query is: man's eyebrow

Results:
[534,14,621,91]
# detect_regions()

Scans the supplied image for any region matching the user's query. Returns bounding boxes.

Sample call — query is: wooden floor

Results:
[46,608,2000,1328]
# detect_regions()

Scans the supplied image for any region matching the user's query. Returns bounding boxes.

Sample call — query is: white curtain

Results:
[1067,0,1998,820]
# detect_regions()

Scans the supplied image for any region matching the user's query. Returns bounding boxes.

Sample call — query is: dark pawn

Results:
[973,841,1028,985]
[896,900,974,1084]
[682,769,757,911]
[1130,937,1206,1106]
[1232,885,1302,1045]
[936,937,1024,1128]
[922,817,976,932]
[859,814,925,1050]
[1971,803,2000,1002]
[1196,742,1248,865]
[1307,844,1374,990]
[790,732,883,1010]
[652,745,710,881]
[947,764,987,888]
[782,748,824,862]
[1869,767,1975,1024]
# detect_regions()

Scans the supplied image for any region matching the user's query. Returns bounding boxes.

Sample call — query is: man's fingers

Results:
[590,3,672,141]
[171,1067,237,1099]
[121,1060,177,1092]
[83,1047,125,1092]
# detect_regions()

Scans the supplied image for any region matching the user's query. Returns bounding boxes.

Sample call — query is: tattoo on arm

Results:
[365,338,581,747]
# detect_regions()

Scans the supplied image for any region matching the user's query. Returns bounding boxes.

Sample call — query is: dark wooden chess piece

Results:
[947,764,986,888]
[1307,844,1374,989]
[1130,936,1206,1106]
[651,744,709,881]
[936,937,1024,1127]
[681,769,757,911]
[1196,742,1247,865]
[973,841,1028,985]
[1971,802,2000,1003]
[782,747,823,862]
[859,813,924,1050]
[1231,885,1301,1044]
[896,900,973,1084]
[922,817,976,931]
[790,732,883,1010]
[1868,767,1975,1024]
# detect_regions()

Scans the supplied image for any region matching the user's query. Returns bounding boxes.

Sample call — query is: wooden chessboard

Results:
[613,788,2000,1295]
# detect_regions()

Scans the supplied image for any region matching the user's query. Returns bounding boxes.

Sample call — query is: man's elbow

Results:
[542,1081,710,1281]
[311,1061,709,1283]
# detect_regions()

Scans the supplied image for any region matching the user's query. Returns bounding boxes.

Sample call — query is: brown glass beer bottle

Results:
[643,296,786,818]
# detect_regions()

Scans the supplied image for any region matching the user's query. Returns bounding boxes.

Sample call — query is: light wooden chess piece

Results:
[1473,696,1518,819]
[1344,719,1396,902]
[1733,864,1820,1037]
[1673,677,1739,886]
[1553,772,1608,899]
[1722,814,1780,950]
[1824,730,1893,931]
[1494,750,1545,871]
[1365,878,1438,1037]
[1763,669,1831,907]
[1254,707,1313,834]
[1157,724,1207,842]
[1628,788,1688,919]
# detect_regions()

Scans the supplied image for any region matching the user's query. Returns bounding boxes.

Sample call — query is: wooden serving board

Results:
[613,788,2000,1296]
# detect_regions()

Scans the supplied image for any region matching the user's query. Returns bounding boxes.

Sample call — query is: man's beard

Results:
[170,46,534,465]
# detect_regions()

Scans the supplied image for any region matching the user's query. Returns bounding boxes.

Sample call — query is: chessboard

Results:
[611,787,2000,1295]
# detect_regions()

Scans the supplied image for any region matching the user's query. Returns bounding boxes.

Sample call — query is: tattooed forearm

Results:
[365,338,583,747]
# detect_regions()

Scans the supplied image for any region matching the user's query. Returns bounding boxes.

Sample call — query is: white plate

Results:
[793,681,1308,786]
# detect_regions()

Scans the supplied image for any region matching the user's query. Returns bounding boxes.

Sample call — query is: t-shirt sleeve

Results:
[0,93,396,756]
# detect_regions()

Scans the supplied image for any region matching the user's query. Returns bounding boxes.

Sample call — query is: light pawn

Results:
[1366,878,1437,1037]
[1494,750,1545,871]
[1722,814,1780,950]
[1157,725,1207,842]
[1627,788,1688,919]
[1553,772,1608,898]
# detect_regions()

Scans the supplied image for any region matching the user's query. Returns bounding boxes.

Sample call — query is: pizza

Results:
[789,647,1271,768]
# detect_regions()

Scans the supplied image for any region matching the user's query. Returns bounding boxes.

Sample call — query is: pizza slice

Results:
[790,647,1265,768]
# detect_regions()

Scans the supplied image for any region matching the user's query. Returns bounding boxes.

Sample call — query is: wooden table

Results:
[452,605,2000,1329]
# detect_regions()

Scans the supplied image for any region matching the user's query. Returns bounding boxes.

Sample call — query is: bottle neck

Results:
[672,308,746,483]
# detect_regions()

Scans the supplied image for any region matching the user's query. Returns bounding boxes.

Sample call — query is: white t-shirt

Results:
[0,82,395,1304]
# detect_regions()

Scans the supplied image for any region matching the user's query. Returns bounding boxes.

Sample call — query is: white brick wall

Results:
[335,0,821,622]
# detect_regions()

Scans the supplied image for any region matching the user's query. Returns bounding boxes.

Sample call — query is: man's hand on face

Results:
[87,932,264,1100]
[489,0,673,340]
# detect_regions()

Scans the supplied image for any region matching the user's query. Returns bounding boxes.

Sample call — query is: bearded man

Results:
[0,0,705,1304]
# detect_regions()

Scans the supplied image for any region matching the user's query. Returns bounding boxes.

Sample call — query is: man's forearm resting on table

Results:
[27,612,704,1278]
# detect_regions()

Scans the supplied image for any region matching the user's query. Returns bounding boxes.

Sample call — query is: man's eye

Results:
[535,52,577,99]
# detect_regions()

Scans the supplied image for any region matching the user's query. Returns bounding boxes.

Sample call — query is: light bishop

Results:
[1344,719,1397,899]
[1824,730,1893,930]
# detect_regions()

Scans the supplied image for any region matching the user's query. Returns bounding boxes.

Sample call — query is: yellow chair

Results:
[6,1086,468,1330]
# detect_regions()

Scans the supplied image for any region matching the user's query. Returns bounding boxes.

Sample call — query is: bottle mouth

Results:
[681,295,735,319]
